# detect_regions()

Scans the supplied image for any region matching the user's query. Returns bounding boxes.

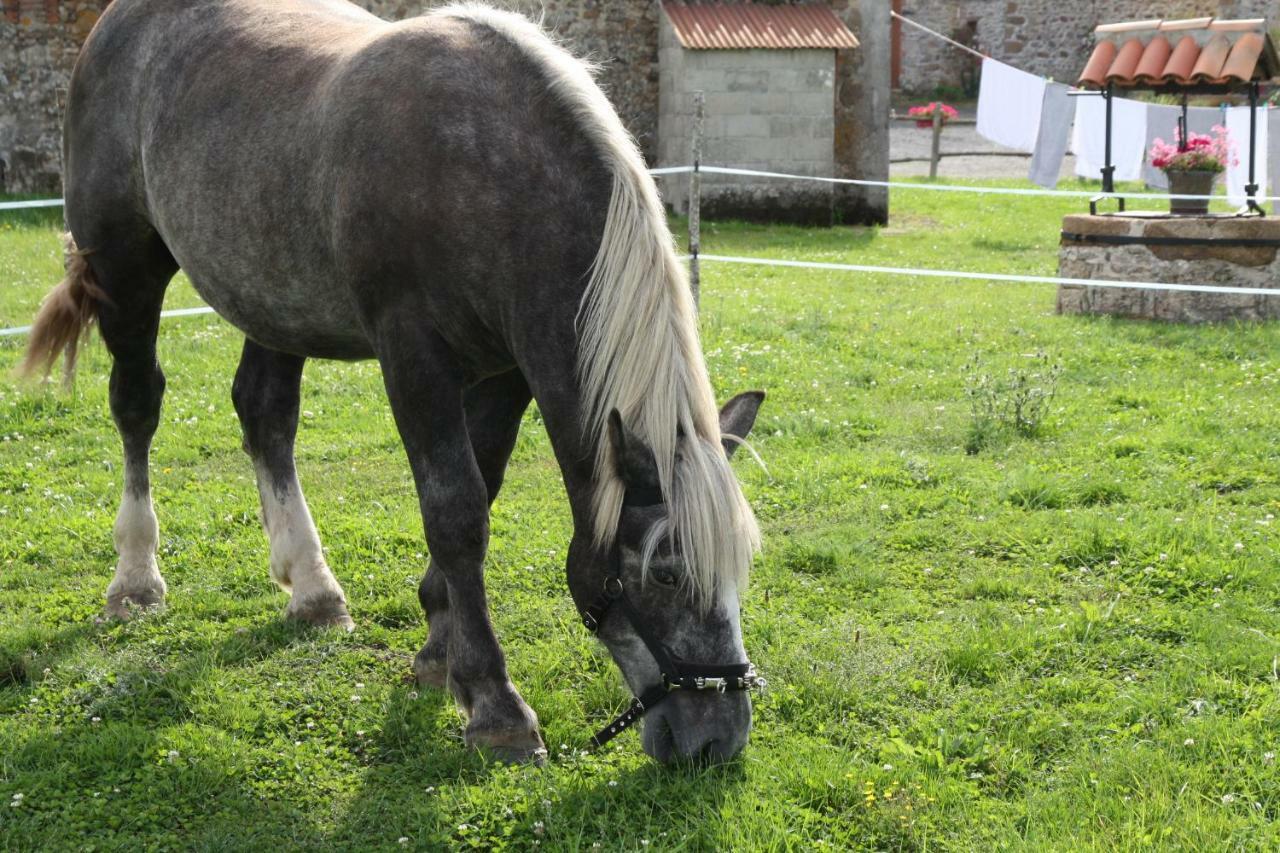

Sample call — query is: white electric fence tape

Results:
[697,255,1280,297]
[696,166,1280,204]
[3,166,1278,341]
[6,164,1273,207]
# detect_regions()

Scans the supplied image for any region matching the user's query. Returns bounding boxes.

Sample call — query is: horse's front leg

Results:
[378,330,544,763]
[414,369,531,688]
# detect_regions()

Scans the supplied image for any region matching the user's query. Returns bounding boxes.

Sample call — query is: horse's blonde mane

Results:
[433,4,760,604]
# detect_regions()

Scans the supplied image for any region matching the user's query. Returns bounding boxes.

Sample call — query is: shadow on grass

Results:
[0,616,451,849]
[4,610,751,849]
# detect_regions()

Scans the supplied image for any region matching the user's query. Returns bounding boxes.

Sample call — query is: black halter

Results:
[579,486,764,749]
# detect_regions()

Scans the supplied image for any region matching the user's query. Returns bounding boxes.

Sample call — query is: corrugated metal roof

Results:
[1077,18,1278,88]
[663,2,859,51]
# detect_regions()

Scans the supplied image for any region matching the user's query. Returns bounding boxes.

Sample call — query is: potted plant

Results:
[1149,125,1235,215]
[907,101,959,128]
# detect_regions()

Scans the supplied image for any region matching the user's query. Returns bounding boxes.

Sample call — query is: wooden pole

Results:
[689,90,704,309]
[929,106,942,179]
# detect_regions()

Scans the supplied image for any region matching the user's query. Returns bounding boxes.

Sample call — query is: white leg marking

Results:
[254,464,349,623]
[105,485,166,611]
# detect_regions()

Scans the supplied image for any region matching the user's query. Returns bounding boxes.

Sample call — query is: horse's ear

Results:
[607,409,660,488]
[718,391,765,458]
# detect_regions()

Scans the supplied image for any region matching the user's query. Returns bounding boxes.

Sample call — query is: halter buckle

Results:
[692,676,728,692]
[603,576,624,599]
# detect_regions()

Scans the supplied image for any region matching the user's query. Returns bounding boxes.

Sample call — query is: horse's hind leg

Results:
[93,234,178,619]
[377,327,543,762]
[414,369,531,687]
[231,339,353,630]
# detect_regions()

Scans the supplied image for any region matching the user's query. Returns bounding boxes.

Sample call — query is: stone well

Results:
[1057,214,1280,323]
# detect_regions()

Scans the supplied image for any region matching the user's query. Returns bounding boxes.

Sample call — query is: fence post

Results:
[929,107,942,179]
[688,90,704,309]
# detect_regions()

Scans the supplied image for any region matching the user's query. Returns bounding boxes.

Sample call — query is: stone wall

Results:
[1058,214,1280,323]
[0,1,108,193]
[897,0,1278,94]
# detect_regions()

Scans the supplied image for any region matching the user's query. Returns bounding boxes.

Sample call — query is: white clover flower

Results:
[1184,738,1195,746]
[398,838,409,845]
[1222,794,1235,804]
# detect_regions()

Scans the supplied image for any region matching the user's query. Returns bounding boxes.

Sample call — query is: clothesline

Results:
[890,11,988,64]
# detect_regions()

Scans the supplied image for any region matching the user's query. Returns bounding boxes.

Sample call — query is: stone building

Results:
[659,2,862,224]
[0,0,889,224]
[891,0,1278,94]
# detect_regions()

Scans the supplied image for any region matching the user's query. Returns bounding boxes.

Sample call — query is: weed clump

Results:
[962,351,1062,452]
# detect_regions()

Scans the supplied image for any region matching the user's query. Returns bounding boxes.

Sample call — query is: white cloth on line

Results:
[1142,104,1221,189]
[1225,105,1267,207]
[1071,94,1147,183]
[1027,82,1075,188]
[976,58,1046,153]
[1268,108,1280,213]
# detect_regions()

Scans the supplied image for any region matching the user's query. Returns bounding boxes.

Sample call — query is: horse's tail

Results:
[17,234,105,388]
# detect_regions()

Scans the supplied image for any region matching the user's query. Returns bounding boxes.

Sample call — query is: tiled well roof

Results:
[663,2,859,51]
[1078,18,1278,88]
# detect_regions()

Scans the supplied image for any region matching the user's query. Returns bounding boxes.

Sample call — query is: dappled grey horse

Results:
[22,0,766,764]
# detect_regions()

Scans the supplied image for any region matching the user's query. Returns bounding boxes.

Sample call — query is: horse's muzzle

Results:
[641,688,751,765]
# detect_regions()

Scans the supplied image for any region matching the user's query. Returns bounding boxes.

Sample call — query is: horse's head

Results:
[569,391,765,765]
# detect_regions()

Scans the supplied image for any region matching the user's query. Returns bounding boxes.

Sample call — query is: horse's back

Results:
[66,0,610,364]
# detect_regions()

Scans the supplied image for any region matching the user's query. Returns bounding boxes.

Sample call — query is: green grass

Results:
[2,183,1279,850]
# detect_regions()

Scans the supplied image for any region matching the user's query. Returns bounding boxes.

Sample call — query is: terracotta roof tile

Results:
[1079,41,1118,88]
[1106,37,1146,84]
[1076,17,1278,88]
[1163,35,1200,83]
[662,2,859,51]
[1221,31,1265,82]
[1189,33,1233,82]
[1132,35,1172,83]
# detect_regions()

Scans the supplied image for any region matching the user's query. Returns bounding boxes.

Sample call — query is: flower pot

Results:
[1166,169,1217,215]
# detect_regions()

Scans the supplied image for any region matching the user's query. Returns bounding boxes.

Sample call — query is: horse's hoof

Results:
[102,590,166,621]
[412,649,448,689]
[466,723,547,766]
[286,594,355,632]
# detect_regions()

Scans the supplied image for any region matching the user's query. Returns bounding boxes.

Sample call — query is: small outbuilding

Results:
[658,1,862,225]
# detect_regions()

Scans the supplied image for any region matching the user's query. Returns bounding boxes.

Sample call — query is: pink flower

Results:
[908,102,959,128]
[1148,124,1237,174]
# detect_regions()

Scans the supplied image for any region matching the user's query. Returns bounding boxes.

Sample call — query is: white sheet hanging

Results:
[1225,105,1267,207]
[976,58,1046,153]
[1071,95,1147,183]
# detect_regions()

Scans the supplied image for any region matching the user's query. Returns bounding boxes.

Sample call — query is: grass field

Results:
[1,183,1278,851]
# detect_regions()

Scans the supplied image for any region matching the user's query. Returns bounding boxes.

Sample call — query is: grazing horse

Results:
[21,0,765,765]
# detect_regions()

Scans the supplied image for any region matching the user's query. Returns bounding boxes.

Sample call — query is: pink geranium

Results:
[1149,125,1236,173]
[908,102,959,128]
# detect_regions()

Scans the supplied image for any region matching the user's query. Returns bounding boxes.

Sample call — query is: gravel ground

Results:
[889,105,1079,183]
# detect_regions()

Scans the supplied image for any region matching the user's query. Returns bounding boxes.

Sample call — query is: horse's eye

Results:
[652,569,678,588]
